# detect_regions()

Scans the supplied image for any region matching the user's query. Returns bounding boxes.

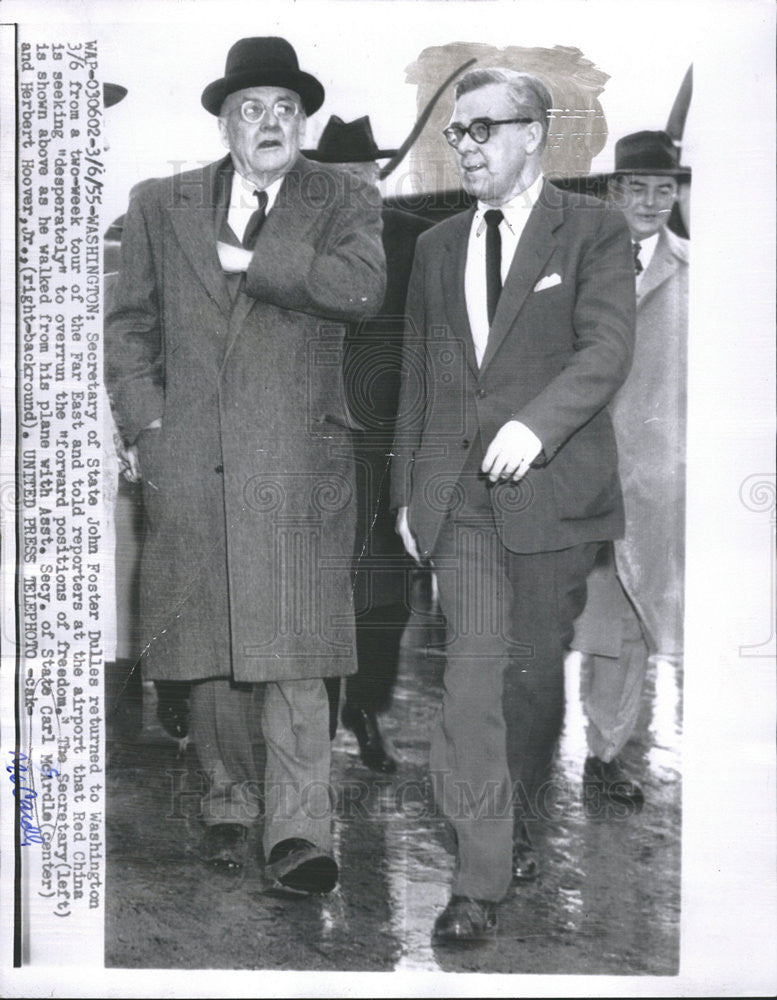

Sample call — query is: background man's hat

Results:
[305,116,397,162]
[201,37,324,116]
[612,130,691,177]
[103,83,127,107]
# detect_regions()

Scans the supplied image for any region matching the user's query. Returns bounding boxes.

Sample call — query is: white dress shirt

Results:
[227,171,283,243]
[465,173,544,366]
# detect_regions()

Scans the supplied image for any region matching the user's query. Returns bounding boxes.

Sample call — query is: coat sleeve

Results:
[104,192,165,445]
[515,205,636,462]
[389,236,428,509]
[244,173,386,321]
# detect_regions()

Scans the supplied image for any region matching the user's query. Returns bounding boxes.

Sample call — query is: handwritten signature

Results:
[7,750,58,846]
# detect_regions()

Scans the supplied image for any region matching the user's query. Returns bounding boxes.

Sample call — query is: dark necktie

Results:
[632,241,643,275]
[484,209,504,326]
[242,189,268,250]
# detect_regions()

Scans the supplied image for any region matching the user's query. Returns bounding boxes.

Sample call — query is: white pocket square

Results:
[534,273,562,292]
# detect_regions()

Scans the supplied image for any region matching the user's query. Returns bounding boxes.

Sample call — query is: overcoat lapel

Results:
[479,181,563,373]
[221,158,322,363]
[439,208,479,375]
[168,157,233,317]
[637,228,680,304]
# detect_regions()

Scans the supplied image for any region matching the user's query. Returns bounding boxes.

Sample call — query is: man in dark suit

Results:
[307,115,431,772]
[391,67,635,941]
[105,37,385,894]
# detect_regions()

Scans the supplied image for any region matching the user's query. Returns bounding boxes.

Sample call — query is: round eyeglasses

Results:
[238,98,300,124]
[442,117,535,148]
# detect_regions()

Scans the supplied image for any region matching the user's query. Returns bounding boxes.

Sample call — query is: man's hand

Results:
[481,420,543,483]
[396,506,422,564]
[115,419,161,483]
[116,436,141,483]
[217,241,253,274]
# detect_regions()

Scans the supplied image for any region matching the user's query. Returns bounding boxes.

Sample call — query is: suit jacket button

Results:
[214,464,224,474]
[461,438,469,449]
[476,388,486,398]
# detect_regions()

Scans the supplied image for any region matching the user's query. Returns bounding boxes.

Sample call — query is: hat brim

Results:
[547,172,691,202]
[303,148,398,162]
[610,165,692,178]
[558,166,692,187]
[201,69,324,116]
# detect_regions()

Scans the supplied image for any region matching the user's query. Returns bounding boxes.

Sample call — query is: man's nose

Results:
[456,131,478,154]
[642,186,657,207]
[261,110,281,129]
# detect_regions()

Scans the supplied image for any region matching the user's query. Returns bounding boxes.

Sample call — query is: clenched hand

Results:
[217,241,253,274]
[481,420,542,483]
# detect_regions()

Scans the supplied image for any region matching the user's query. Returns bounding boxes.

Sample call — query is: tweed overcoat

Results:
[573,226,689,655]
[390,181,636,558]
[105,154,386,683]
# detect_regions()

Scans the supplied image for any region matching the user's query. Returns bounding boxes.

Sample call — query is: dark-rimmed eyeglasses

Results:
[442,117,535,148]
[238,98,300,124]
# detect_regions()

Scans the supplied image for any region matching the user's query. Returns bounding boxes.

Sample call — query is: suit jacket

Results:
[344,206,431,434]
[105,154,386,683]
[390,180,636,557]
[574,226,689,655]
[344,205,431,611]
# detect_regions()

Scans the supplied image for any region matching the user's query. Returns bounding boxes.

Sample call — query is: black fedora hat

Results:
[201,37,324,116]
[613,130,691,177]
[305,116,397,162]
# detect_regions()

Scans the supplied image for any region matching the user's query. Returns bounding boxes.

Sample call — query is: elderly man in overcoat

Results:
[392,67,635,942]
[105,37,386,894]
[573,130,690,811]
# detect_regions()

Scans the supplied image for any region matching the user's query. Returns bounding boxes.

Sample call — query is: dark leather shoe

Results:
[265,838,338,895]
[200,824,249,871]
[432,895,497,943]
[583,755,645,816]
[341,703,397,774]
[512,822,540,883]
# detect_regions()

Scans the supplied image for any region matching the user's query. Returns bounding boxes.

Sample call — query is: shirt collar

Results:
[635,230,661,272]
[230,169,285,215]
[475,173,544,235]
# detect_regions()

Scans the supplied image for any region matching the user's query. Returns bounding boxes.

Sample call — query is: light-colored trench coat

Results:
[574,225,689,656]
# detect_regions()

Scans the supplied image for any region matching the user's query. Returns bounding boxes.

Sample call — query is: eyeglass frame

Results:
[442,117,536,148]
[237,98,301,125]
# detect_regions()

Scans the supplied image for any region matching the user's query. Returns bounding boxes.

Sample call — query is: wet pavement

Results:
[105,607,682,974]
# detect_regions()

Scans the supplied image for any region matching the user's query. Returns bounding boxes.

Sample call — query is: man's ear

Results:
[218,117,230,151]
[525,120,543,155]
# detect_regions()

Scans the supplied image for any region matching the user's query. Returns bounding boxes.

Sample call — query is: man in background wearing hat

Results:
[105,37,385,894]
[573,130,690,812]
[391,67,635,942]
[308,115,430,773]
